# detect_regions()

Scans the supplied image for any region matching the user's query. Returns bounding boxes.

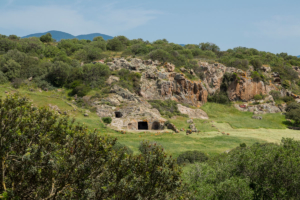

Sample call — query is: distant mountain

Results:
[297,55,300,58]
[22,30,114,41]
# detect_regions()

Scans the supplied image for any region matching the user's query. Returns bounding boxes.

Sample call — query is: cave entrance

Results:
[115,112,123,118]
[138,122,148,130]
[152,121,160,130]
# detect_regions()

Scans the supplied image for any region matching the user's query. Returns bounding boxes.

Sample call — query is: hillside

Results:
[22,30,114,41]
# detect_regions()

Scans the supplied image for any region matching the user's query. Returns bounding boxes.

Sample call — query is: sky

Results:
[0,0,300,55]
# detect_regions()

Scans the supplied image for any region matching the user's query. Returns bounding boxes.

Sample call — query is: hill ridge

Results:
[22,30,114,41]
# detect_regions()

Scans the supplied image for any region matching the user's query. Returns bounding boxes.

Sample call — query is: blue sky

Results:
[0,0,300,55]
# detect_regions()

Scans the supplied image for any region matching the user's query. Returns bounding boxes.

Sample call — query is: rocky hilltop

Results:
[89,57,299,131]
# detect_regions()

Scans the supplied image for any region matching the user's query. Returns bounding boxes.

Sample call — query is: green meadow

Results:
[1,84,298,157]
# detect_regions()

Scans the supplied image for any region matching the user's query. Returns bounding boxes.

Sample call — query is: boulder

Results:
[180,67,186,72]
[189,124,198,132]
[186,129,192,135]
[252,115,262,120]
[187,119,194,124]
[167,123,180,133]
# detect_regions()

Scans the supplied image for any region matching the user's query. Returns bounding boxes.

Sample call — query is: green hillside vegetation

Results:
[1,32,300,199]
[0,33,300,96]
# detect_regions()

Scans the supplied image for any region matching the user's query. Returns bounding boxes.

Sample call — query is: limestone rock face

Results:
[227,78,267,101]
[178,104,209,119]
[140,71,208,107]
[164,62,175,72]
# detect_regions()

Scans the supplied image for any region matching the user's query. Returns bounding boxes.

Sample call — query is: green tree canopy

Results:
[0,94,190,199]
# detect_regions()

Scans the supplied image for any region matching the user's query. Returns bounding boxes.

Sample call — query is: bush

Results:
[282,80,291,89]
[251,71,265,82]
[281,96,295,103]
[250,59,262,71]
[138,140,164,154]
[71,84,91,97]
[240,143,247,148]
[286,102,300,112]
[102,117,112,124]
[11,78,23,89]
[207,92,230,104]
[0,71,8,84]
[253,94,263,101]
[112,142,133,155]
[286,109,300,124]
[177,150,209,165]
[0,94,189,199]
[270,90,281,100]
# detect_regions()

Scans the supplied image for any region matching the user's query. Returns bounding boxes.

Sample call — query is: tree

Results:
[250,59,262,71]
[40,33,53,43]
[1,59,21,81]
[185,139,300,199]
[106,38,124,51]
[93,36,105,42]
[0,94,190,199]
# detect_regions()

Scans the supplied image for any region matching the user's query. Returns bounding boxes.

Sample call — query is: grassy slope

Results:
[0,84,297,157]
[201,102,287,129]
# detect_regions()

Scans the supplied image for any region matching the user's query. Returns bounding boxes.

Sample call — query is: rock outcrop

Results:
[178,104,209,119]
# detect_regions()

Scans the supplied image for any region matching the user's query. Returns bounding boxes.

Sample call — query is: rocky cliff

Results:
[104,58,298,106]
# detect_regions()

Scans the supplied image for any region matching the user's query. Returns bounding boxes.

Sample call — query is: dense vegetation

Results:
[0,33,300,97]
[185,138,300,199]
[0,94,190,199]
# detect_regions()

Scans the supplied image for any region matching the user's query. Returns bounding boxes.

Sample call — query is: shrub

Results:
[282,80,291,89]
[107,38,125,51]
[138,141,164,154]
[286,109,300,124]
[71,84,91,97]
[240,143,247,148]
[250,59,262,71]
[251,71,265,82]
[253,94,263,101]
[0,94,189,199]
[112,142,133,155]
[11,78,23,89]
[0,71,8,84]
[281,96,295,103]
[286,102,300,112]
[177,150,209,165]
[102,117,112,124]
[270,90,281,100]
[207,92,230,104]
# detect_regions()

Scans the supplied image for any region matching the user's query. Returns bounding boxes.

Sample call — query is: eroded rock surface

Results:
[178,104,209,119]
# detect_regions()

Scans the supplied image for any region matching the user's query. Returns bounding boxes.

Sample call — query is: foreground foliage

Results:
[185,138,300,199]
[0,94,190,199]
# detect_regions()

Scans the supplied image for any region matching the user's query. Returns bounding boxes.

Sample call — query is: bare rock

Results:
[178,104,209,119]
[28,77,33,81]
[189,124,198,132]
[252,115,262,120]
[164,63,175,72]
[187,119,194,124]
[106,76,120,85]
[180,67,186,72]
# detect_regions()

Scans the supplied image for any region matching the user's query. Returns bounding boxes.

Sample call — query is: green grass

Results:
[107,131,264,157]
[201,102,287,129]
[0,84,297,158]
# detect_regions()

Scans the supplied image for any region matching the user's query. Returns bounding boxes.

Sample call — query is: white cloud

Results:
[0,3,161,36]
[247,16,300,38]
